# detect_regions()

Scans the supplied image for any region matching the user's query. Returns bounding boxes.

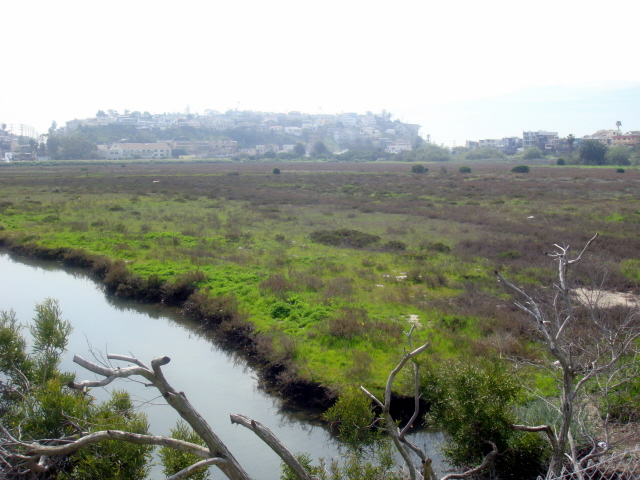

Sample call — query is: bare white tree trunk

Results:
[496,233,640,479]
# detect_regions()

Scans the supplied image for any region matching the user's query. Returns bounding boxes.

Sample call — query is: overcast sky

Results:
[2,0,638,146]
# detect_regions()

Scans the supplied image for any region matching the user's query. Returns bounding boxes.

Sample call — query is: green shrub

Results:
[159,420,209,480]
[269,301,293,319]
[419,241,451,253]
[272,168,281,174]
[606,145,631,166]
[382,240,406,251]
[422,359,547,477]
[458,166,472,173]
[556,158,565,165]
[511,165,530,173]
[310,229,380,248]
[522,147,543,160]
[324,388,379,445]
[616,168,625,173]
[410,164,427,174]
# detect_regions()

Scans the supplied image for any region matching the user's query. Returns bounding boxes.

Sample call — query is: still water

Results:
[0,251,444,479]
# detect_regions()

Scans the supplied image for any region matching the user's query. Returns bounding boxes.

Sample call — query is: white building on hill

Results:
[100,143,172,160]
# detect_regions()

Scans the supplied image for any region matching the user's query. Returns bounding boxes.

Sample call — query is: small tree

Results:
[458,166,471,173]
[556,158,565,165]
[0,300,152,478]
[312,142,329,156]
[522,147,543,160]
[293,142,306,157]
[511,165,530,173]
[579,140,608,165]
[606,145,631,166]
[411,164,427,174]
[272,167,281,175]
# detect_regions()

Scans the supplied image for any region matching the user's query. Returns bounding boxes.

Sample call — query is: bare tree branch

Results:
[166,458,229,480]
[230,414,317,480]
[440,441,499,480]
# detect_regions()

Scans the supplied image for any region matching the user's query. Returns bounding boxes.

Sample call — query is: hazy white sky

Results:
[2,0,638,146]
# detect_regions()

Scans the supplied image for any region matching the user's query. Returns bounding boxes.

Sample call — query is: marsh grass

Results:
[1,161,639,393]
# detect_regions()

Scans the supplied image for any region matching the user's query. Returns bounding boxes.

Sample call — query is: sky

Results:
[2,0,638,146]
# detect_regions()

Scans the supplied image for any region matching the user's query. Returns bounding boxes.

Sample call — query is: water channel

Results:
[0,251,444,479]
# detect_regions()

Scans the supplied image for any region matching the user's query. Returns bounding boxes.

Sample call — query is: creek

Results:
[0,251,444,479]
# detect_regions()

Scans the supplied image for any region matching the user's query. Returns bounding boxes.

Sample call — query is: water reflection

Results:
[0,250,445,479]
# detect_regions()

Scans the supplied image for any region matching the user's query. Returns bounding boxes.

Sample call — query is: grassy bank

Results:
[1,161,638,398]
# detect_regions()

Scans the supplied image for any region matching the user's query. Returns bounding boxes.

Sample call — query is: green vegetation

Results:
[0,161,639,399]
[410,164,428,173]
[511,165,530,173]
[464,147,505,160]
[422,359,547,477]
[521,147,543,160]
[0,300,152,478]
[160,421,210,479]
[579,139,608,165]
[606,145,632,165]
[396,144,451,163]
[458,166,471,173]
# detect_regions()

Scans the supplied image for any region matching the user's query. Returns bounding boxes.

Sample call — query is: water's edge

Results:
[0,246,446,478]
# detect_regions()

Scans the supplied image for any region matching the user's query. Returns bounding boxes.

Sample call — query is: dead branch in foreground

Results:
[2,329,504,480]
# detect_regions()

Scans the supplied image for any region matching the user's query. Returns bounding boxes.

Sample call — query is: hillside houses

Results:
[53,109,422,157]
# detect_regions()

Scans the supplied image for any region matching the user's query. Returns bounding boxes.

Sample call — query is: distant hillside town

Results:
[464,129,640,155]
[0,110,638,162]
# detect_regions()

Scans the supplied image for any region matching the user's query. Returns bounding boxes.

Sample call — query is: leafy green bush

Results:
[419,241,451,253]
[579,140,608,165]
[310,229,380,248]
[410,164,427,174]
[422,359,548,477]
[382,240,406,251]
[556,158,565,165]
[616,168,625,173]
[522,147,543,160]
[324,388,379,445]
[606,145,631,166]
[458,166,472,173]
[160,420,210,480]
[273,167,281,174]
[0,301,152,479]
[511,165,530,173]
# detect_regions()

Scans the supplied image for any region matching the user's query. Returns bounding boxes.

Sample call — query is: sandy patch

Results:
[573,288,639,308]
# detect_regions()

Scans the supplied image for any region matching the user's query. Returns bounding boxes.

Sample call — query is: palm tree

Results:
[616,121,622,134]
